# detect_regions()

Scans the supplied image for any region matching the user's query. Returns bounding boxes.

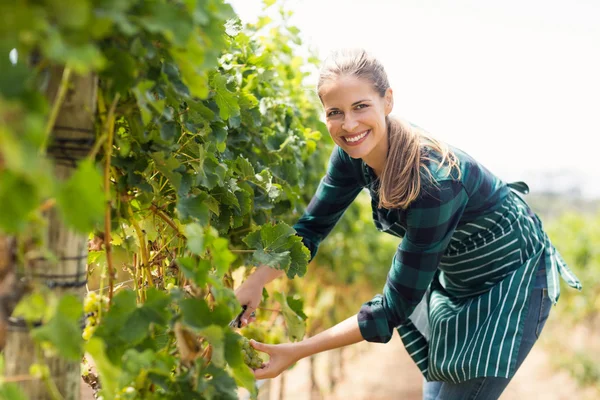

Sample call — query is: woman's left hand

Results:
[249,340,302,380]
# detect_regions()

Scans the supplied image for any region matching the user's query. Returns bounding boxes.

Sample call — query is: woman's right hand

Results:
[234,266,286,327]
[234,274,264,327]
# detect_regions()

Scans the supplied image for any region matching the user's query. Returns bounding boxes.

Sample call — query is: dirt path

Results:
[261,333,598,400]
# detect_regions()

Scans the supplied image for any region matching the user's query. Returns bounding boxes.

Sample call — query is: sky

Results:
[228,0,600,197]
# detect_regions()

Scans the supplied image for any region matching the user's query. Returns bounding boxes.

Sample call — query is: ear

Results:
[384,88,394,115]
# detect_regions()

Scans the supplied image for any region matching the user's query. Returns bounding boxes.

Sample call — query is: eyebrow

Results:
[326,99,371,111]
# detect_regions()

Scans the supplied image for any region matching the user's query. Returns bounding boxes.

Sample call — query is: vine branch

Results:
[100,91,121,304]
[40,66,72,155]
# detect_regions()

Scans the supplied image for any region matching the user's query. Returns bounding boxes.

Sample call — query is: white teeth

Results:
[345,130,369,143]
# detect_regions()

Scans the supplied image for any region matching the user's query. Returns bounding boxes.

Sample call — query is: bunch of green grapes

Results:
[240,336,264,370]
[82,291,109,340]
[240,321,286,345]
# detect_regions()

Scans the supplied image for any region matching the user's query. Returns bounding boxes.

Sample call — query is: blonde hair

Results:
[318,49,461,209]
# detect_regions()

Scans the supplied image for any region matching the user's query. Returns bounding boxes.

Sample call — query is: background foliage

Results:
[0,0,396,398]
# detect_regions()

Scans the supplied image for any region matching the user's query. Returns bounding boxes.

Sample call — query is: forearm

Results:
[296,314,364,360]
[251,265,286,285]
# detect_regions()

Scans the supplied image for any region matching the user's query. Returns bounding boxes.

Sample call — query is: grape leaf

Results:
[286,296,307,320]
[56,160,104,233]
[200,325,225,368]
[242,223,309,277]
[85,338,120,399]
[31,295,83,361]
[225,333,257,397]
[0,171,38,233]
[177,193,210,224]
[210,73,240,120]
[273,292,305,342]
[177,257,210,287]
[184,223,205,254]
[287,236,310,279]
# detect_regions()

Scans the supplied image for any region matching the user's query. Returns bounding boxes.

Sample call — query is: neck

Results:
[362,130,389,177]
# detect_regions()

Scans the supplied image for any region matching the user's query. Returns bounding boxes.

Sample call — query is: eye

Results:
[355,103,369,110]
[327,110,342,117]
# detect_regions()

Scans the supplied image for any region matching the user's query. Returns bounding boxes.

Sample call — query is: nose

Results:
[342,114,359,132]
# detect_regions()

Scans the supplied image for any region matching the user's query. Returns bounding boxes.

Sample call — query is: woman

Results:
[234,49,581,399]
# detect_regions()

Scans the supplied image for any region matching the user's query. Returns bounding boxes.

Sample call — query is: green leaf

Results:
[0,383,28,400]
[239,89,259,110]
[133,80,156,126]
[207,236,235,277]
[151,152,182,190]
[160,121,179,142]
[177,193,209,224]
[252,249,290,271]
[235,157,255,179]
[200,325,225,368]
[226,335,257,397]
[243,223,295,254]
[45,31,106,74]
[170,36,210,99]
[31,295,83,361]
[85,338,120,399]
[184,223,205,254]
[102,47,137,94]
[122,348,154,377]
[119,289,171,343]
[12,292,47,323]
[286,296,307,320]
[287,236,311,279]
[94,289,171,352]
[139,2,194,46]
[177,257,210,287]
[242,223,309,276]
[224,331,243,368]
[56,160,104,233]
[210,73,240,120]
[273,292,305,342]
[179,298,211,330]
[0,171,39,233]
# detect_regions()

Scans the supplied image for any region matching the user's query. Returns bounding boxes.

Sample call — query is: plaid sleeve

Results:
[358,180,469,343]
[293,146,364,261]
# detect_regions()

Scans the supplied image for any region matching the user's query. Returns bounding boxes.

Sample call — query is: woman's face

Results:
[320,75,393,161]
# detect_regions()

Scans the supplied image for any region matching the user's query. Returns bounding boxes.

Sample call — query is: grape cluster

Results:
[240,336,263,370]
[82,292,109,341]
[240,321,285,345]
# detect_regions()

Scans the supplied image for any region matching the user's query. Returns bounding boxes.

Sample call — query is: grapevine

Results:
[0,0,399,398]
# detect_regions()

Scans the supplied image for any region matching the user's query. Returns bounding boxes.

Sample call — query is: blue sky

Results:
[230,0,599,197]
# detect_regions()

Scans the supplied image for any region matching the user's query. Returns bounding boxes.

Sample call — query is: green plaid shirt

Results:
[294,145,581,382]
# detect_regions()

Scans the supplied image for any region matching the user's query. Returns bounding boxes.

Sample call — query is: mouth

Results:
[343,130,370,146]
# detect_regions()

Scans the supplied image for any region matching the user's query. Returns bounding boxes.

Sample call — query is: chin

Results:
[342,145,372,160]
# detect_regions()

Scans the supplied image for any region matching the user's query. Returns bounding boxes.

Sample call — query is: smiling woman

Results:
[318,49,460,210]
[234,48,582,400]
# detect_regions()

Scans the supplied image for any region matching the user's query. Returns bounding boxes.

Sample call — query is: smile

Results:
[343,130,370,145]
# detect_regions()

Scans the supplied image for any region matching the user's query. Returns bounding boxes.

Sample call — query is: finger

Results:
[253,363,272,380]
[241,306,256,326]
[249,339,270,355]
[248,315,257,325]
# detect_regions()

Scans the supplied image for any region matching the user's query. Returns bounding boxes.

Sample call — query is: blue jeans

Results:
[422,264,552,400]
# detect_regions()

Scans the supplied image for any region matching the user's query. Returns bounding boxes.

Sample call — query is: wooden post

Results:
[3,66,98,400]
[0,235,16,350]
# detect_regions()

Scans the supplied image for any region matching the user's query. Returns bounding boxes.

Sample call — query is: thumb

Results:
[240,306,255,327]
[250,339,270,354]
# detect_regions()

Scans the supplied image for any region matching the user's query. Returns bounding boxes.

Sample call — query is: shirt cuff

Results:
[357,295,394,343]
